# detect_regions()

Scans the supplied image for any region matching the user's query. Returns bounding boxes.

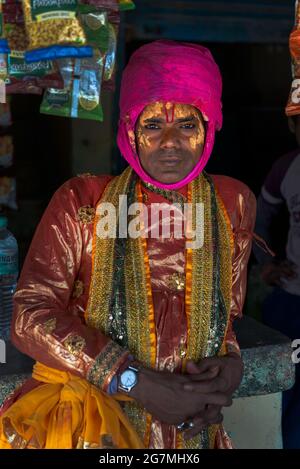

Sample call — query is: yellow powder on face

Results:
[128,130,136,151]
[189,130,204,150]
[137,127,151,148]
[173,104,202,123]
[139,102,164,126]
[136,101,205,151]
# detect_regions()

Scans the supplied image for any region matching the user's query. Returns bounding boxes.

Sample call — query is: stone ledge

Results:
[0,316,295,405]
[234,316,295,398]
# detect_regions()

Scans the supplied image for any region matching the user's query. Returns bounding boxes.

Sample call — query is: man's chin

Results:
[151,170,184,185]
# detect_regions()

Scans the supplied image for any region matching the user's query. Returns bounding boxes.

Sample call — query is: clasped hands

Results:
[130,353,243,440]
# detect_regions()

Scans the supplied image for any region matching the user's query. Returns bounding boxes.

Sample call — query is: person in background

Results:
[253,114,300,449]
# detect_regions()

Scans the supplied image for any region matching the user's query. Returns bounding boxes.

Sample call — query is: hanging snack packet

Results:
[103,21,117,83]
[72,51,104,120]
[78,5,109,53]
[25,44,93,63]
[0,39,9,80]
[0,2,3,38]
[40,58,74,118]
[4,27,63,93]
[0,176,17,210]
[102,11,118,91]
[41,50,104,121]
[6,51,63,94]
[22,0,86,51]
[0,135,13,168]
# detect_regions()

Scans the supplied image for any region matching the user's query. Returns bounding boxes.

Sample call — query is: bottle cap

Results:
[0,216,8,229]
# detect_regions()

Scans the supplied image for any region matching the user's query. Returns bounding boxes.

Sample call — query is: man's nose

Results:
[160,127,180,149]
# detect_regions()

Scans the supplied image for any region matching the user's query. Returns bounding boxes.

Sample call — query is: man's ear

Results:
[288,116,296,134]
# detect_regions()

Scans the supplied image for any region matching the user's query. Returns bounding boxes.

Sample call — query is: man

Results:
[253,114,300,449]
[0,40,256,449]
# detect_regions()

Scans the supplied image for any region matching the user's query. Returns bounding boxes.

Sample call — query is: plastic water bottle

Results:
[0,216,18,341]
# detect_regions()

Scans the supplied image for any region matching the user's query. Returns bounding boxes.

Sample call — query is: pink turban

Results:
[117,40,223,190]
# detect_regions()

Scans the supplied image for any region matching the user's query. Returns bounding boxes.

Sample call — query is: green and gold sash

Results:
[85,167,234,449]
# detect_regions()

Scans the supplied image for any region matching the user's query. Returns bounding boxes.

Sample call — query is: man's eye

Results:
[144,124,160,130]
[180,123,196,129]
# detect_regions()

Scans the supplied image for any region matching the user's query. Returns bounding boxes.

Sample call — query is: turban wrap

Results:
[117,40,223,189]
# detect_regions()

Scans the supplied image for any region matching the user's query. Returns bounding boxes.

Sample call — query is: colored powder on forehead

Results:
[139,102,164,125]
[165,102,175,123]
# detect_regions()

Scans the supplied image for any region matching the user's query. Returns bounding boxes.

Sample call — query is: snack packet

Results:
[0,39,9,80]
[40,51,104,121]
[103,21,117,84]
[25,44,93,63]
[0,176,17,209]
[39,58,73,118]
[0,2,3,38]
[73,51,104,120]
[79,5,109,52]
[6,51,63,94]
[102,11,119,90]
[0,135,13,168]
[2,1,61,93]
[22,0,86,50]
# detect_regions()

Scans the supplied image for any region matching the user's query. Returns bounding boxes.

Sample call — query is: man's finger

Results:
[183,376,228,393]
[186,367,220,382]
[183,417,205,440]
[201,392,232,407]
[183,412,224,440]
[193,358,223,374]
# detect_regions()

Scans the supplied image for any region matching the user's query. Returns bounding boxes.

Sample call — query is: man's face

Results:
[135,102,206,184]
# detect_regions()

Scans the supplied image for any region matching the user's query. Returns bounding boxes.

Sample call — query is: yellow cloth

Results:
[0,362,143,449]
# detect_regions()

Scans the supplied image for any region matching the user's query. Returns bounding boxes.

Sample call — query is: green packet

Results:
[40,51,104,122]
[78,5,109,53]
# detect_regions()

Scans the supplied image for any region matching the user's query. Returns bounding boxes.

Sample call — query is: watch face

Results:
[120,369,137,388]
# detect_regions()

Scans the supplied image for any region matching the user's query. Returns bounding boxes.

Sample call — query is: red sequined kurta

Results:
[0,173,256,449]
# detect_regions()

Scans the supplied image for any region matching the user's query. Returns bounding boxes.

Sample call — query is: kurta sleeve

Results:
[11,177,130,392]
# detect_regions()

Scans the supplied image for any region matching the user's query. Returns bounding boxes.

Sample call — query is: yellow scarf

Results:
[0,362,143,449]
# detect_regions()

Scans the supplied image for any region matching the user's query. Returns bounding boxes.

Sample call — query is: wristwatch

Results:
[118,364,139,393]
